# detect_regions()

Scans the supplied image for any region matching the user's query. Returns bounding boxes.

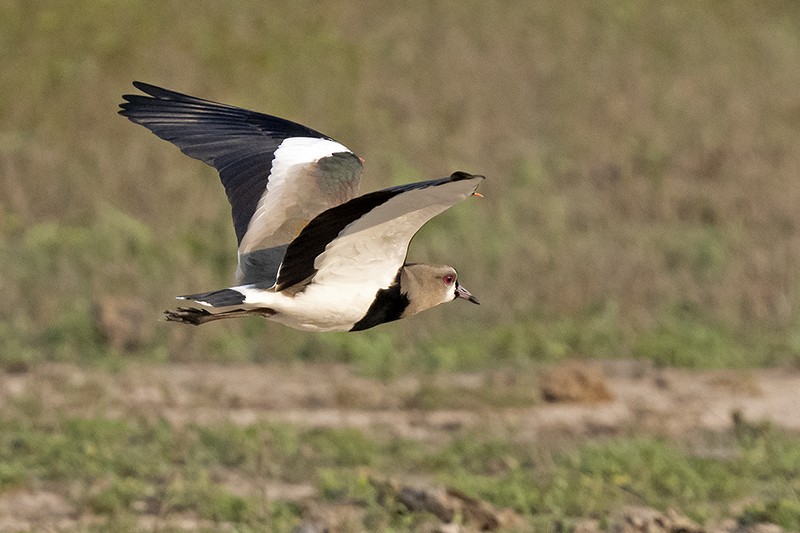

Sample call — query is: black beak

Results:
[455,283,480,305]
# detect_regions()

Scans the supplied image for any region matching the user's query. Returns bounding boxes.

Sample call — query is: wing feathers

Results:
[120,82,363,284]
[121,84,481,296]
[275,172,484,292]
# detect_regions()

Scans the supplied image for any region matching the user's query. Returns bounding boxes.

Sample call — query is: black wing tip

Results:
[118,99,136,116]
[449,171,486,182]
[131,80,154,92]
[129,81,187,100]
[119,81,212,114]
[119,81,162,104]
[118,81,332,140]
[118,81,159,116]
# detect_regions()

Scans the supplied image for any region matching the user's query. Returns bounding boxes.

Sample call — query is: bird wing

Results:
[275,172,484,292]
[119,82,362,285]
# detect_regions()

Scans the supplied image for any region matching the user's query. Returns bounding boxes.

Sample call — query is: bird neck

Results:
[399,264,437,317]
[350,269,409,331]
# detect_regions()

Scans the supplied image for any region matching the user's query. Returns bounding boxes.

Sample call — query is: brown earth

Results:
[4,359,797,440]
[1,359,798,532]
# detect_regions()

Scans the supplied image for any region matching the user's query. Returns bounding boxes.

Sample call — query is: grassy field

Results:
[3,411,799,531]
[2,1,800,531]
[2,362,800,532]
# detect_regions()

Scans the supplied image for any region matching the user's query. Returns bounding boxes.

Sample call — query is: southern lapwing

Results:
[119,82,483,332]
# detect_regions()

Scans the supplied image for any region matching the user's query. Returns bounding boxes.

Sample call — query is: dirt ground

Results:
[1,359,798,532]
[5,359,798,440]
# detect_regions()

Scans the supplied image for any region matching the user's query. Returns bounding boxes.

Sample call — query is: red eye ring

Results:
[443,274,455,286]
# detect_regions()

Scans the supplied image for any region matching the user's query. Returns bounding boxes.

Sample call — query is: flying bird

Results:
[119,82,483,332]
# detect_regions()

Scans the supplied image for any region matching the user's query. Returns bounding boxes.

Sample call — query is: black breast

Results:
[350,272,409,331]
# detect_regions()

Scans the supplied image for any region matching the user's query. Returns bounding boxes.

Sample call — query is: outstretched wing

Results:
[119,82,362,284]
[275,172,484,292]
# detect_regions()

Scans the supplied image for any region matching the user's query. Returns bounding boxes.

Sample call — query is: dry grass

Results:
[2,1,800,367]
[4,5,800,529]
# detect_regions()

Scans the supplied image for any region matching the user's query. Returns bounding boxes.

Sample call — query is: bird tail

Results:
[177,288,247,307]
[164,287,273,325]
[164,306,273,325]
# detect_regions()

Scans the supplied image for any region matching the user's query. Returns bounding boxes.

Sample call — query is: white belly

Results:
[239,283,380,332]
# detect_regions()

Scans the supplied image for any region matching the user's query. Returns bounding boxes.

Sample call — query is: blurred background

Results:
[4,1,800,370]
[1,1,800,531]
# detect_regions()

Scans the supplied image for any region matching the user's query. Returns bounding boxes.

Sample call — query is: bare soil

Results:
[5,359,797,440]
[1,359,798,532]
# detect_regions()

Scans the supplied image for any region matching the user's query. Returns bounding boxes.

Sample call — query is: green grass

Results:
[3,2,800,530]
[1,413,798,531]
[3,1,800,369]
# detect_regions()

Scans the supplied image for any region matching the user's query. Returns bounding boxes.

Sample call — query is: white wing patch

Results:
[239,137,353,254]
[273,137,351,170]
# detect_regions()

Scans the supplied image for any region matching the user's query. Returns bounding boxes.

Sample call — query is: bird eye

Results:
[443,274,455,286]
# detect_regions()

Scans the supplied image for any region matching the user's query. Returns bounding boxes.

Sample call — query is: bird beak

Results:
[455,283,480,305]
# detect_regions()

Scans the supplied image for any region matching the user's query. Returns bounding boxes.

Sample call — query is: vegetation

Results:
[1,409,799,531]
[3,1,800,369]
[2,1,800,530]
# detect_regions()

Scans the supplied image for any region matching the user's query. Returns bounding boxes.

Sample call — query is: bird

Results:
[119,82,484,332]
